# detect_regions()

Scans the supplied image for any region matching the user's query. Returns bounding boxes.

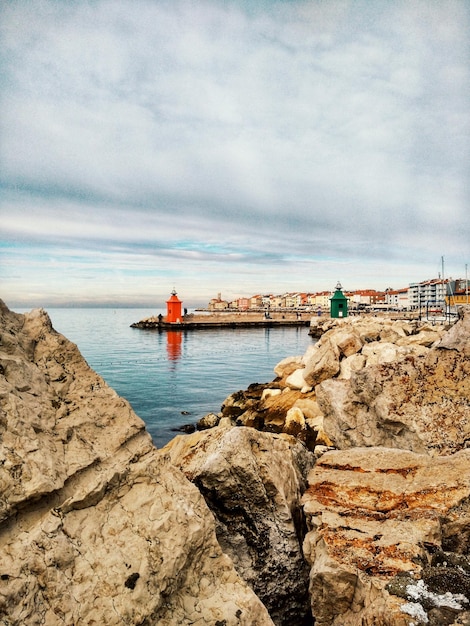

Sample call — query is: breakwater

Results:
[131,311,311,330]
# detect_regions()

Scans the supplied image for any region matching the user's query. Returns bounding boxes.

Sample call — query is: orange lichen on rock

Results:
[302,446,470,625]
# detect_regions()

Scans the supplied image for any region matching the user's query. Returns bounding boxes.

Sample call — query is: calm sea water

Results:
[43,308,314,447]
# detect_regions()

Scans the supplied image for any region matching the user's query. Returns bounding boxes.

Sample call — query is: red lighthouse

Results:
[166,289,183,323]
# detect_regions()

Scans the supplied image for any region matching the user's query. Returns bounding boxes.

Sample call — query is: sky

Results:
[1,0,469,309]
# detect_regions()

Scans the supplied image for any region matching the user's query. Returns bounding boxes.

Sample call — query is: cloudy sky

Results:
[1,0,469,309]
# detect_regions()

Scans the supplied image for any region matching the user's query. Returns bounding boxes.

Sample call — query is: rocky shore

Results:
[1,299,469,625]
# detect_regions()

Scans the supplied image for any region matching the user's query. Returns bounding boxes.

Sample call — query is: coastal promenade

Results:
[131,310,311,330]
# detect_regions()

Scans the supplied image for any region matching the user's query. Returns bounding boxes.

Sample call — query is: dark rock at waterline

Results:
[171,423,196,434]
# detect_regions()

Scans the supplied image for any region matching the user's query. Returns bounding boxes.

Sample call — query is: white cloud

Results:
[1,0,469,306]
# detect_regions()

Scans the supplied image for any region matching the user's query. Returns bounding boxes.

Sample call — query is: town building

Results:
[250,295,263,309]
[208,293,229,311]
[447,279,470,306]
[385,288,409,310]
[311,291,332,308]
[408,279,447,311]
[270,295,286,308]
[350,289,386,307]
[284,293,300,308]
[237,297,250,311]
[205,274,468,314]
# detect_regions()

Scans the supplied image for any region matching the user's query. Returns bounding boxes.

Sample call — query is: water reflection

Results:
[166,330,182,361]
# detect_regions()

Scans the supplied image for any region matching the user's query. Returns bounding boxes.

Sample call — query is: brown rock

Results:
[197,411,221,429]
[284,406,306,436]
[302,447,470,626]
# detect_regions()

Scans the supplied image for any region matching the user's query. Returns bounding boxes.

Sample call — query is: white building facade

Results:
[408,279,447,310]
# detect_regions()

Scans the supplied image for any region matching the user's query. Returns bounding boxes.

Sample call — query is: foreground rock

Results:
[302,447,470,626]
[165,426,316,626]
[0,301,273,625]
[298,309,470,625]
[317,345,470,456]
[193,309,470,624]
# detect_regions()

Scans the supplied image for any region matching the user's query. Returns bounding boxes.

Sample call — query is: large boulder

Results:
[0,302,273,625]
[317,341,470,456]
[285,366,310,391]
[165,425,316,626]
[328,327,364,357]
[274,355,304,380]
[0,303,146,522]
[302,447,470,626]
[302,338,341,387]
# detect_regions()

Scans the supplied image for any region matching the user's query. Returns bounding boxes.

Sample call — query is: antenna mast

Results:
[466,263,469,305]
[441,256,447,320]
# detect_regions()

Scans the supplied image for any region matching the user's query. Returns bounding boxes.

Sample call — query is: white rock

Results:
[261,388,282,401]
[285,367,307,390]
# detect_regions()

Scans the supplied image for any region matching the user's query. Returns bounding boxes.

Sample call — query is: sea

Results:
[41,308,315,448]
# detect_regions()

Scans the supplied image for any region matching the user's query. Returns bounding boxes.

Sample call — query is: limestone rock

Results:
[317,346,470,456]
[285,366,308,390]
[396,328,442,348]
[301,342,320,364]
[302,447,470,626]
[213,316,451,452]
[261,388,282,401]
[309,317,346,338]
[165,425,316,626]
[221,389,259,418]
[284,406,306,436]
[220,383,318,446]
[328,327,364,357]
[361,341,405,366]
[197,411,221,429]
[338,352,366,379]
[292,397,323,421]
[274,355,304,380]
[303,338,340,387]
[0,304,147,523]
[0,302,273,625]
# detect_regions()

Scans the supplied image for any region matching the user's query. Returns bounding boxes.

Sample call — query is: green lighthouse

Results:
[330,281,348,318]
